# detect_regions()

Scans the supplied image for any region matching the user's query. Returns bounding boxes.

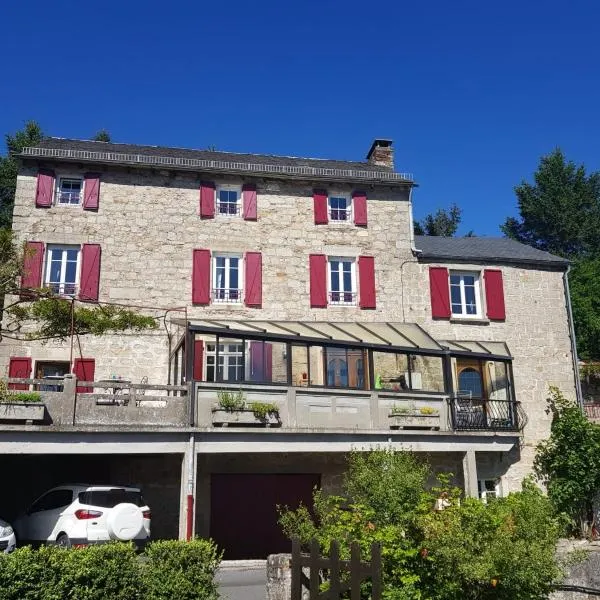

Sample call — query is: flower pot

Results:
[211,408,280,427]
[0,402,45,423]
[388,413,440,430]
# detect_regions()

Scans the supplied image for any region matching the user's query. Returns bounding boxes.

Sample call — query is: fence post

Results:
[62,374,77,425]
[351,541,361,600]
[309,539,320,598]
[371,542,382,600]
[329,540,341,599]
[291,538,301,600]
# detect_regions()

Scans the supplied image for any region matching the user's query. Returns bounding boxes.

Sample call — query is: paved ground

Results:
[217,560,267,600]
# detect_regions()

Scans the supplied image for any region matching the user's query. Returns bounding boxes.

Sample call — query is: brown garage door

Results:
[210,473,320,559]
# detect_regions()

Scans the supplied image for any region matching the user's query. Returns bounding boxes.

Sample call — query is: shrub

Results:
[0,379,42,404]
[247,401,279,420]
[143,538,222,600]
[217,389,246,412]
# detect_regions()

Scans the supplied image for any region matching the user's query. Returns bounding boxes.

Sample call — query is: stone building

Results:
[0,137,579,558]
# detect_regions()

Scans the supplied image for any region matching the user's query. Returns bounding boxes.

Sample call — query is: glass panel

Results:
[291,345,309,386]
[409,355,445,392]
[488,361,509,400]
[464,282,477,314]
[373,351,410,391]
[458,367,482,398]
[326,348,347,387]
[308,345,325,386]
[347,349,367,389]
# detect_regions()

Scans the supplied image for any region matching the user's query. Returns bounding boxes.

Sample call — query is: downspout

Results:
[564,265,583,409]
[408,186,422,255]
[186,432,195,541]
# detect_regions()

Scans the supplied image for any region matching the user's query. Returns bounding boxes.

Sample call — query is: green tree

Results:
[414,203,462,236]
[93,129,111,142]
[0,121,43,228]
[280,449,563,600]
[534,386,600,537]
[502,149,600,259]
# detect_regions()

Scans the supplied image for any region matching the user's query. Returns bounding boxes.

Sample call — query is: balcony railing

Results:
[448,397,527,432]
[212,288,242,302]
[329,291,357,305]
[216,202,241,216]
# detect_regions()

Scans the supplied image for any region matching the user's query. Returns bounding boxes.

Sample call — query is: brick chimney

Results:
[366,139,394,169]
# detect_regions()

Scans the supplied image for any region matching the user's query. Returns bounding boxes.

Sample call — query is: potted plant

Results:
[0,379,45,422]
[211,390,280,427]
[388,404,440,430]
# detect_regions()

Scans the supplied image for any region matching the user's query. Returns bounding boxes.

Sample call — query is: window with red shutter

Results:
[35,170,55,207]
[73,358,95,393]
[484,269,506,320]
[83,173,101,210]
[200,182,215,218]
[313,190,328,224]
[8,357,32,390]
[242,184,257,220]
[79,244,101,302]
[309,254,328,307]
[192,249,211,304]
[353,192,368,226]
[429,267,451,318]
[21,242,44,296]
[358,256,376,309]
[244,252,262,307]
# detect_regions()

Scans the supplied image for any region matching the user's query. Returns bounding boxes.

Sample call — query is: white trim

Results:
[44,244,81,296]
[328,257,357,306]
[215,184,242,218]
[478,478,502,502]
[449,270,482,319]
[205,340,244,382]
[212,253,243,303]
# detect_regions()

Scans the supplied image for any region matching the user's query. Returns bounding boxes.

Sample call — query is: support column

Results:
[179,434,197,540]
[462,449,478,498]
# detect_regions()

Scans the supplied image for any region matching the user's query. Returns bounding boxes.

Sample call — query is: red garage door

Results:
[210,473,320,559]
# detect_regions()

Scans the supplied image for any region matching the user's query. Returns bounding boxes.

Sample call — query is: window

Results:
[450,271,481,317]
[56,178,82,205]
[216,185,241,217]
[45,245,80,296]
[213,254,242,302]
[329,195,350,222]
[29,489,73,513]
[79,489,145,508]
[35,361,69,392]
[328,258,356,305]
[458,367,483,398]
[478,479,501,502]
[326,347,366,389]
[206,340,244,382]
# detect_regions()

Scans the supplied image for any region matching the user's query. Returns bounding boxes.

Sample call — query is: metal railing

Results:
[216,202,241,216]
[329,208,351,221]
[448,397,527,432]
[212,288,242,302]
[329,291,357,305]
[21,147,414,183]
[56,191,81,205]
[46,282,78,296]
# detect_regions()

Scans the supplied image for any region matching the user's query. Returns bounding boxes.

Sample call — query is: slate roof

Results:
[414,235,569,268]
[19,138,414,185]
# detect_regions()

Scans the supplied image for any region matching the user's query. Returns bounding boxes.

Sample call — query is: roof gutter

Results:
[564,265,584,409]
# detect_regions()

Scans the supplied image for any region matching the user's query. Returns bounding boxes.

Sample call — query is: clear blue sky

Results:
[2,0,599,235]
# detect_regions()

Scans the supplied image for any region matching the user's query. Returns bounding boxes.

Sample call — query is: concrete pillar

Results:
[62,374,77,425]
[179,435,197,540]
[462,449,478,498]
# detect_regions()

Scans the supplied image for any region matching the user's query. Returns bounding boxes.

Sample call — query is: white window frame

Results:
[328,257,357,306]
[478,479,502,502]
[44,244,81,296]
[55,176,84,206]
[205,341,245,382]
[215,184,242,218]
[212,253,243,303]
[449,270,482,318]
[328,193,352,223]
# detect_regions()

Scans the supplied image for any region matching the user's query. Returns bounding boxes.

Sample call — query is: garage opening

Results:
[210,473,320,559]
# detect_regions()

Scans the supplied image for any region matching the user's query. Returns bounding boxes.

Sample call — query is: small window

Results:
[56,178,82,205]
[478,479,501,502]
[79,489,144,508]
[45,245,80,296]
[216,185,241,217]
[329,195,351,222]
[328,257,356,305]
[458,367,483,398]
[450,271,481,318]
[35,361,69,392]
[205,339,244,382]
[29,489,73,513]
[213,254,242,303]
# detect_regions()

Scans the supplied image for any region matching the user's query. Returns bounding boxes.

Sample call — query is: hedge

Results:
[0,539,221,600]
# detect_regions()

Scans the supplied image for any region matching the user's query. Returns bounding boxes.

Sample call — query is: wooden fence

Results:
[291,538,381,600]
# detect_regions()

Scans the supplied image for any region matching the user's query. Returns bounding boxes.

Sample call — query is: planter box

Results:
[211,408,280,427]
[0,402,45,423]
[389,413,440,430]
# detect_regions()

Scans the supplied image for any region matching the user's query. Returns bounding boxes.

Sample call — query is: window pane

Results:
[409,355,445,392]
[373,352,409,391]
[458,367,482,397]
[464,284,477,314]
[308,345,325,386]
[49,260,62,282]
[291,345,309,386]
[65,260,77,284]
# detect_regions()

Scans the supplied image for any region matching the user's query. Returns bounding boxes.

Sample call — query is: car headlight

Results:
[0,524,13,537]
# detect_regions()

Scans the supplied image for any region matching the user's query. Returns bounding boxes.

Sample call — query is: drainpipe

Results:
[186,433,195,541]
[564,265,583,409]
[408,186,422,255]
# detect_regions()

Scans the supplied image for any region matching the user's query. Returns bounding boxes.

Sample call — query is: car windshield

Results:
[78,489,145,508]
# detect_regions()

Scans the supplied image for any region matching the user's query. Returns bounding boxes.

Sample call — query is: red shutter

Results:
[353,191,368,226]
[200,182,215,218]
[73,358,95,393]
[192,249,211,304]
[35,170,54,207]
[358,256,376,309]
[313,190,328,224]
[245,252,263,307]
[79,244,101,302]
[21,241,44,295]
[309,254,328,308]
[8,357,32,390]
[242,184,257,220]
[83,173,100,210]
[484,269,506,320]
[429,267,451,318]
[193,340,204,381]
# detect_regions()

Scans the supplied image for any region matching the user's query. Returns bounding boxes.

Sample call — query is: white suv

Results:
[13,484,151,549]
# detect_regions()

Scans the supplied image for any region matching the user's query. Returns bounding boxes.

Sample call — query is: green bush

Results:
[0,540,221,600]
[0,392,42,403]
[143,538,222,600]
[217,389,246,412]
